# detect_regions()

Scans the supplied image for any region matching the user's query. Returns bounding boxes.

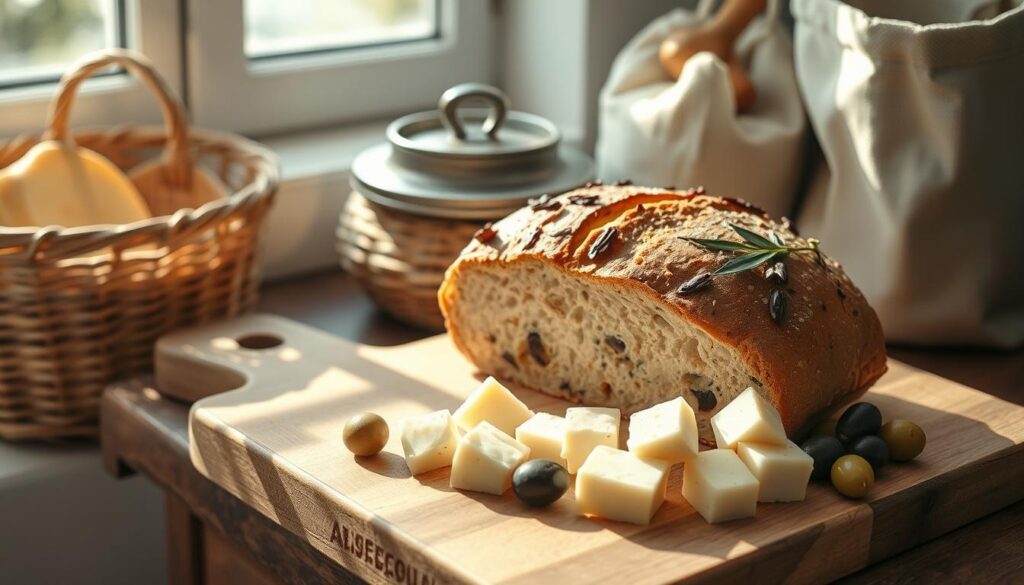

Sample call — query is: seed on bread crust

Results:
[769,288,787,324]
[765,261,788,285]
[587,227,618,260]
[677,272,712,295]
[473,223,497,243]
[529,194,561,211]
[524,228,542,249]
[569,194,600,206]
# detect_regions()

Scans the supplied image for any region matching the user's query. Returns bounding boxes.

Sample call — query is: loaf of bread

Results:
[439,185,887,444]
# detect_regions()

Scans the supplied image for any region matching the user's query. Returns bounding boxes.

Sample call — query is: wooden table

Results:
[100,270,1024,585]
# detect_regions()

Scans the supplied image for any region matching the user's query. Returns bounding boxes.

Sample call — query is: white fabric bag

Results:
[793,0,1024,348]
[596,0,806,218]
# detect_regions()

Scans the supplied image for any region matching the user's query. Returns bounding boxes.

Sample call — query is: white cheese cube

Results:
[561,407,621,474]
[710,387,787,449]
[576,446,669,525]
[453,376,535,436]
[682,449,759,523]
[399,410,460,475]
[626,396,698,464]
[736,440,814,502]
[450,421,531,495]
[515,412,568,466]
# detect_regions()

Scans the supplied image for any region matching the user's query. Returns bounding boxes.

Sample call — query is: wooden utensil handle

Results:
[45,49,192,187]
[711,0,768,40]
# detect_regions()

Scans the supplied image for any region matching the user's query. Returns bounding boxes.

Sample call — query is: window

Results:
[0,0,492,138]
[243,0,440,60]
[0,0,182,137]
[0,0,125,88]
[187,0,495,135]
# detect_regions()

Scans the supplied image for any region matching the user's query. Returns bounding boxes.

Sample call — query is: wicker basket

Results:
[336,191,480,331]
[0,50,278,441]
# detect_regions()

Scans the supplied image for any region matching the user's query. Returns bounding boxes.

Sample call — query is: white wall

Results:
[497,0,589,143]
[499,0,690,152]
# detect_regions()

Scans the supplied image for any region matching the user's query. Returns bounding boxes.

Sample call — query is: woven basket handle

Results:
[45,49,192,188]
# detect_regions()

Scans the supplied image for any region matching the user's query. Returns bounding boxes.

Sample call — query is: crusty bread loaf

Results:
[439,185,887,445]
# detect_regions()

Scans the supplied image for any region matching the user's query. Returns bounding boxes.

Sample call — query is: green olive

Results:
[810,418,838,438]
[343,412,389,456]
[880,419,926,462]
[831,454,874,498]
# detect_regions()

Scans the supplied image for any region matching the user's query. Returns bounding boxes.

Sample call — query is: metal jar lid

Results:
[351,83,594,220]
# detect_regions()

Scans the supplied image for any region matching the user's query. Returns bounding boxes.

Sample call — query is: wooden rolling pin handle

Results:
[712,0,769,44]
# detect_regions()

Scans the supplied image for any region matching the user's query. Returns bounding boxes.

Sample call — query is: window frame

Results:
[0,0,184,138]
[185,0,496,136]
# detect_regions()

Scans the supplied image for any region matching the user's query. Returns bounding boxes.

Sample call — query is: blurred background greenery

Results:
[0,0,116,85]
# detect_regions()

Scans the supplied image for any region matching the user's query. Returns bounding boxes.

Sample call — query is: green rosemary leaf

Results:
[768,231,785,247]
[730,224,778,249]
[680,237,757,252]
[713,250,780,275]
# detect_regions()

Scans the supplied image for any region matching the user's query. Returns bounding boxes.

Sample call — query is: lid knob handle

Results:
[438,83,510,141]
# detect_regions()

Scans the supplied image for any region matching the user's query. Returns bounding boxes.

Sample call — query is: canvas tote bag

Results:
[793,0,1024,347]
[596,0,806,218]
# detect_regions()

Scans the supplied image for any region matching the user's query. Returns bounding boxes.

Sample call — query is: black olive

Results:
[801,436,845,481]
[847,435,889,470]
[690,388,717,412]
[512,460,569,507]
[836,402,882,445]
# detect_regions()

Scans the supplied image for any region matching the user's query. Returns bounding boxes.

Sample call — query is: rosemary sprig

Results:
[679,224,823,276]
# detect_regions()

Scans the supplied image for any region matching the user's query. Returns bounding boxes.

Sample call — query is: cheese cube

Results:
[561,407,621,474]
[736,440,814,502]
[450,421,531,495]
[576,446,669,525]
[399,410,460,475]
[453,376,535,436]
[626,396,698,464]
[682,449,759,523]
[710,387,787,449]
[515,412,568,466]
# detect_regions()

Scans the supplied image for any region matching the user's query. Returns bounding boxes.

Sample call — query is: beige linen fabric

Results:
[794,0,1024,347]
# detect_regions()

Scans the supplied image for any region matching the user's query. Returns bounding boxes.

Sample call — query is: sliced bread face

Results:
[446,260,757,442]
[440,186,887,445]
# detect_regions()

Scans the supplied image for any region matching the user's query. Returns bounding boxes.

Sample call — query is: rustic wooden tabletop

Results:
[100,269,1024,585]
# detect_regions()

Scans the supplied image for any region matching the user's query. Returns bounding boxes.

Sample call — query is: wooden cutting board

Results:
[158,314,1024,585]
